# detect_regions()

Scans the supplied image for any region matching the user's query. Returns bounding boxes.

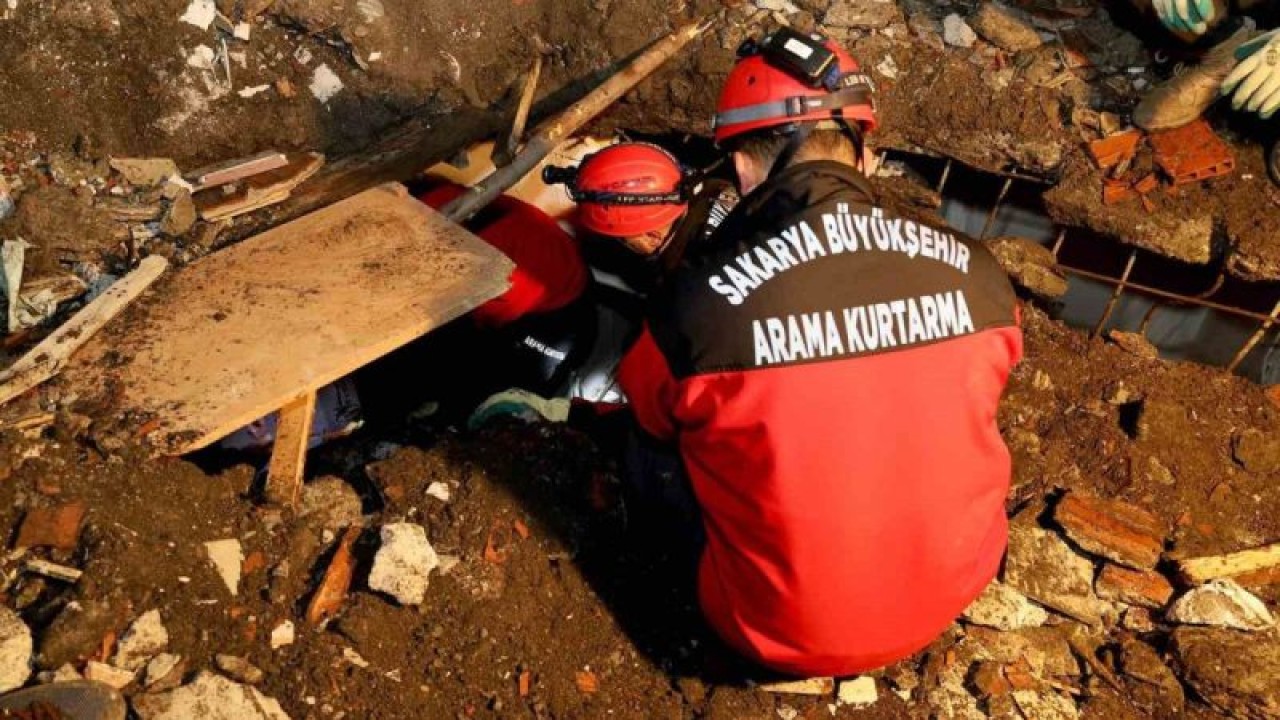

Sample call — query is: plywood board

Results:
[62,183,513,455]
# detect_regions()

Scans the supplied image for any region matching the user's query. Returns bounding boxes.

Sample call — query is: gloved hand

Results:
[1222,30,1280,119]
[468,388,570,430]
[1153,0,1215,35]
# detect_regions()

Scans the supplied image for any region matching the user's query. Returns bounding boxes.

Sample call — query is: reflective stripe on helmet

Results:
[713,85,875,131]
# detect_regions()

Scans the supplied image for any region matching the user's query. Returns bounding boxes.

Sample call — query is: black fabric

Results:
[648,160,1018,379]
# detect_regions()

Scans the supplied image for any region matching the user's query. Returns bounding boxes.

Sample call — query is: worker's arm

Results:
[617,325,680,442]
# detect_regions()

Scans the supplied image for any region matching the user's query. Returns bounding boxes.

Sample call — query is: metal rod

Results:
[979,176,1013,240]
[1227,299,1280,372]
[1059,265,1280,323]
[1138,304,1160,336]
[1091,249,1138,337]
[935,158,953,195]
[1050,228,1067,257]
[1137,271,1224,338]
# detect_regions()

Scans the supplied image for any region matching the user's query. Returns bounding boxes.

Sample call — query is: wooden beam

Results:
[1176,543,1280,584]
[0,255,168,408]
[264,391,316,507]
[492,57,543,168]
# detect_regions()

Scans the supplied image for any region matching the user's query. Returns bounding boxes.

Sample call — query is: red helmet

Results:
[544,143,689,238]
[713,31,878,145]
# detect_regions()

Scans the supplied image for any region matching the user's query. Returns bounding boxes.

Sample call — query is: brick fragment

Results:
[1096,564,1175,609]
[1054,491,1165,569]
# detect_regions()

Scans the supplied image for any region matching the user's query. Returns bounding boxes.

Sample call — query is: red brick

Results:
[1096,564,1175,609]
[14,501,86,551]
[1054,491,1165,569]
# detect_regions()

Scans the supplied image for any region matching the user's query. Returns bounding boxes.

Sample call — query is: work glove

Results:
[1222,30,1280,119]
[468,388,570,430]
[1153,0,1215,35]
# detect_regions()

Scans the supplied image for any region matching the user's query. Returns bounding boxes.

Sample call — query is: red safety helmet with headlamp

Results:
[543,142,691,239]
[713,29,878,146]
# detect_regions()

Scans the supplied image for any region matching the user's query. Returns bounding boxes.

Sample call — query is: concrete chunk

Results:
[1167,579,1276,631]
[1004,524,1109,626]
[368,523,438,606]
[963,581,1049,631]
[1172,626,1280,720]
[132,672,290,720]
[0,606,32,692]
[114,610,169,672]
[204,539,243,596]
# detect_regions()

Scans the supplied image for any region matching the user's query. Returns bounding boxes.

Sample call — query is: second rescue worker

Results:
[618,30,1024,676]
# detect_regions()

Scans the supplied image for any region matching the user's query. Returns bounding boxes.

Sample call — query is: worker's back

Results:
[620,160,1022,676]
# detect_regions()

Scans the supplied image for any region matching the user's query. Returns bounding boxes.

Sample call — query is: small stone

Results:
[1167,579,1275,631]
[113,610,169,671]
[1011,690,1079,720]
[1232,428,1280,474]
[309,64,344,103]
[160,191,196,237]
[1096,564,1174,609]
[300,477,363,530]
[1103,381,1140,405]
[963,581,1049,631]
[132,672,290,720]
[1004,524,1109,626]
[215,654,264,685]
[269,621,295,650]
[837,676,877,707]
[43,663,83,684]
[969,2,1043,52]
[1172,626,1280,720]
[144,654,185,692]
[824,0,898,29]
[368,523,439,606]
[1143,455,1176,486]
[341,647,369,669]
[0,606,32,692]
[204,539,243,596]
[1054,491,1165,569]
[943,14,977,48]
[276,78,297,98]
[109,158,180,188]
[85,660,135,689]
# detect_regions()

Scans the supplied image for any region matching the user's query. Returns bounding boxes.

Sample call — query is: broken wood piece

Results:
[1054,490,1165,569]
[96,197,165,222]
[186,150,289,192]
[492,56,543,168]
[304,525,361,625]
[1086,131,1141,171]
[758,677,834,695]
[264,391,316,507]
[60,184,513,455]
[195,152,324,222]
[14,501,87,551]
[0,256,168,408]
[1176,542,1280,585]
[24,558,83,583]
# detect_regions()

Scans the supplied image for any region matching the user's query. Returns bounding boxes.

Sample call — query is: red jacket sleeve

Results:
[618,326,680,442]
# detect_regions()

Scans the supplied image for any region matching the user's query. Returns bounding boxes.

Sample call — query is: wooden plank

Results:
[196,152,324,222]
[305,525,361,625]
[0,255,168,407]
[60,183,514,455]
[264,391,316,507]
[186,150,289,191]
[492,57,542,168]
[1176,543,1280,584]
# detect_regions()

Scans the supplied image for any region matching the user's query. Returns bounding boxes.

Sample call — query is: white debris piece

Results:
[356,0,385,22]
[368,51,382,62]
[754,0,800,13]
[187,45,216,71]
[342,647,370,668]
[943,14,978,48]
[270,621,295,650]
[132,672,290,720]
[233,22,251,41]
[113,609,169,671]
[1167,579,1276,631]
[84,661,136,690]
[204,539,244,596]
[109,157,180,187]
[369,523,439,606]
[426,482,450,503]
[238,85,270,98]
[0,606,32,693]
[293,47,313,65]
[876,56,900,80]
[963,581,1049,631]
[838,676,878,707]
[309,64,344,103]
[179,0,217,30]
[43,663,83,684]
[144,654,184,690]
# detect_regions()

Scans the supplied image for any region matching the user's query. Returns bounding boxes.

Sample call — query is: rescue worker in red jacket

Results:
[616,30,1024,677]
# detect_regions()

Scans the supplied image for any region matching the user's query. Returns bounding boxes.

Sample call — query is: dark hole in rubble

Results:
[1118,400,1145,440]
